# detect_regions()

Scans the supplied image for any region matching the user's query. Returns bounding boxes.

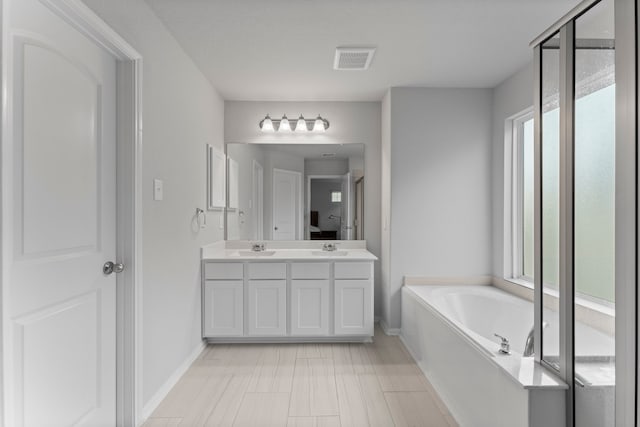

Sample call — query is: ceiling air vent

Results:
[333,47,376,71]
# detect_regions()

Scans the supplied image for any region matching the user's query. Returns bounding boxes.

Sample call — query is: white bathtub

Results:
[411,285,535,355]
[401,285,568,427]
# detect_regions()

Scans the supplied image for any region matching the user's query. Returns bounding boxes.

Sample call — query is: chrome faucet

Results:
[523,327,535,357]
[251,243,265,252]
[494,333,511,355]
[322,242,338,252]
[523,322,547,357]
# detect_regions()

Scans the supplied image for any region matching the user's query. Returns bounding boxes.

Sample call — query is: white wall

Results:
[81,0,225,411]
[349,156,365,179]
[385,88,493,329]
[225,101,383,315]
[491,63,534,278]
[305,158,349,176]
[381,90,392,327]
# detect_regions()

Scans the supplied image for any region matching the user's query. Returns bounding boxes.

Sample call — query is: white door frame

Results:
[355,176,364,240]
[0,1,143,425]
[252,160,264,240]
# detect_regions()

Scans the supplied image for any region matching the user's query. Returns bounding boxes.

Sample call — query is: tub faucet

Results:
[523,327,535,357]
[494,333,510,355]
[523,322,548,357]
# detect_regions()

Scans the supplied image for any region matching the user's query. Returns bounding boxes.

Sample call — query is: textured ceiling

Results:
[146,0,580,101]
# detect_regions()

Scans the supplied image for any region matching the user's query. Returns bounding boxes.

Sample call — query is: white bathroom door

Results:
[341,172,354,240]
[5,0,118,425]
[272,168,300,240]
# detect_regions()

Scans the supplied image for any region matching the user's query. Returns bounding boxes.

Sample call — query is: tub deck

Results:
[401,284,567,427]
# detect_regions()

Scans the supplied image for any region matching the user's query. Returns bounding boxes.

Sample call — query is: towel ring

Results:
[196,208,207,229]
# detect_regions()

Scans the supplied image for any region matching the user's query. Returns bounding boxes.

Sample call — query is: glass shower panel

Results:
[541,33,560,368]
[573,1,615,425]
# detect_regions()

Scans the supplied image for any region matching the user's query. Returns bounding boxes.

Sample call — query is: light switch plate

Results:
[153,179,163,201]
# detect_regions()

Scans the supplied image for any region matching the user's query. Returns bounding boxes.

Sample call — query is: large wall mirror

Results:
[226,143,365,241]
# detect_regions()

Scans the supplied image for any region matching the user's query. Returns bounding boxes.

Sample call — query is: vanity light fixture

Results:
[260,114,275,132]
[279,115,292,132]
[259,114,330,133]
[313,115,326,133]
[295,115,307,133]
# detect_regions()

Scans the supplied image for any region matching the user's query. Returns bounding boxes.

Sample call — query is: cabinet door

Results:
[248,280,287,336]
[334,280,373,336]
[203,280,243,337]
[291,280,329,336]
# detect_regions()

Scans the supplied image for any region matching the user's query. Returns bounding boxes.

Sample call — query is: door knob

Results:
[103,261,125,275]
[274,226,278,230]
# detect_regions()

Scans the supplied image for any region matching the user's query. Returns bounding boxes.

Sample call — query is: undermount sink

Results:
[234,250,277,257]
[311,250,348,257]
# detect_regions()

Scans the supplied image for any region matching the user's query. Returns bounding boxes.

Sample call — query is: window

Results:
[508,83,615,305]
[331,191,342,202]
[574,83,615,304]
[509,111,535,282]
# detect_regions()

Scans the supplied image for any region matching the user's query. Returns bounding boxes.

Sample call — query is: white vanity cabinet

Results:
[202,257,374,341]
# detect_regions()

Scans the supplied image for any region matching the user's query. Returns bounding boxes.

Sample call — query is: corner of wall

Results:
[380,89,392,328]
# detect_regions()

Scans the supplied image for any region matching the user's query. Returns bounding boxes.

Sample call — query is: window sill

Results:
[503,276,614,316]
[499,277,614,332]
[504,277,534,290]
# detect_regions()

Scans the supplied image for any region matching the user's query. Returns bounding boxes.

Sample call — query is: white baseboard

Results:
[379,318,401,336]
[398,332,458,425]
[140,340,206,424]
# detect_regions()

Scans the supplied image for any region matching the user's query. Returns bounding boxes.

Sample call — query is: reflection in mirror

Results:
[225,143,365,241]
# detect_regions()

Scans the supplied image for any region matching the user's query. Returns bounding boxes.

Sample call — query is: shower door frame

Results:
[532,0,638,425]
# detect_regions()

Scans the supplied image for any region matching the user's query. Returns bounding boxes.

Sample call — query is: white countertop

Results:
[492,349,568,390]
[201,240,378,261]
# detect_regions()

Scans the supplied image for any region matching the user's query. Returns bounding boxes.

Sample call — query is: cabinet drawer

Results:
[204,262,244,280]
[334,262,372,279]
[248,262,287,279]
[291,262,330,279]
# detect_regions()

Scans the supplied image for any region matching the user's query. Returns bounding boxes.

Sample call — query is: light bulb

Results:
[279,115,291,132]
[260,114,274,132]
[313,115,325,132]
[295,115,307,133]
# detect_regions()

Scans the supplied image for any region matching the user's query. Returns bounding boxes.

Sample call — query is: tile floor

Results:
[143,327,457,427]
